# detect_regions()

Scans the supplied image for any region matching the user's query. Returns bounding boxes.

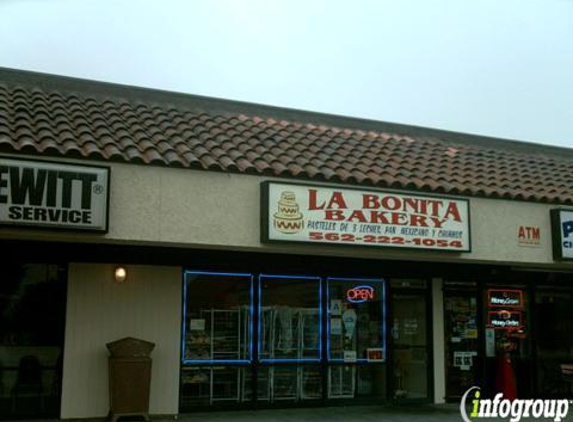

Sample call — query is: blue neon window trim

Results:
[181,271,254,365]
[258,277,262,359]
[260,358,321,364]
[184,270,252,278]
[318,278,323,359]
[326,277,387,362]
[259,274,321,280]
[182,359,251,365]
[257,274,322,363]
[248,274,255,361]
[182,272,387,366]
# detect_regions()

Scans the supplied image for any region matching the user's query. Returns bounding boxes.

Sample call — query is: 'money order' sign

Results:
[0,157,109,232]
[262,182,470,252]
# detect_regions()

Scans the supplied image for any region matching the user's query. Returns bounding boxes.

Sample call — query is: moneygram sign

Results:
[262,182,470,251]
[0,157,109,232]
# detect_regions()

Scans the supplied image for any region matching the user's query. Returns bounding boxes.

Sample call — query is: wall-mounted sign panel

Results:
[551,209,573,261]
[262,182,471,252]
[0,157,109,232]
[366,348,384,362]
[517,225,541,247]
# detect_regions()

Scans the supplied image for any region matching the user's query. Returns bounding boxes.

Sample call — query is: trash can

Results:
[107,337,155,422]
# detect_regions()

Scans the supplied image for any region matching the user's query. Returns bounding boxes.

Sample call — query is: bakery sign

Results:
[261,182,470,251]
[0,157,109,231]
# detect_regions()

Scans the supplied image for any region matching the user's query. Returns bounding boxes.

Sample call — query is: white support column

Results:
[432,277,446,404]
[61,264,182,419]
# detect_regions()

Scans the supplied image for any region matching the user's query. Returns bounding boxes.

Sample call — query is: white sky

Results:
[1,0,572,147]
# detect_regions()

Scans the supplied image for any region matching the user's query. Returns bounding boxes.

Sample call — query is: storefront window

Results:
[326,278,386,362]
[181,271,389,408]
[182,272,253,363]
[0,264,67,419]
[257,365,322,401]
[258,275,321,362]
[534,287,573,396]
[327,365,387,399]
[180,366,252,407]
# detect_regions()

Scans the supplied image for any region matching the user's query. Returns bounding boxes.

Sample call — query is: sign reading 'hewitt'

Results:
[262,182,470,251]
[0,157,109,231]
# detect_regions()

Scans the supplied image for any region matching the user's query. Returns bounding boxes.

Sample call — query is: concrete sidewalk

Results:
[167,405,462,422]
[160,404,573,422]
[21,404,573,422]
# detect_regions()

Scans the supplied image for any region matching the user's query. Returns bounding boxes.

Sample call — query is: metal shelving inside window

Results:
[201,309,241,361]
[328,366,356,398]
[183,307,249,362]
[259,307,319,361]
[258,307,322,401]
[181,367,246,406]
[181,272,253,407]
[182,307,251,405]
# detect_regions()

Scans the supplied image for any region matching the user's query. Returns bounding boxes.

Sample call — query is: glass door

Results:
[391,281,430,401]
[326,278,387,401]
[443,283,479,401]
[483,285,532,398]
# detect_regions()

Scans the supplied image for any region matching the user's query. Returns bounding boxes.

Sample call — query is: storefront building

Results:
[0,67,572,419]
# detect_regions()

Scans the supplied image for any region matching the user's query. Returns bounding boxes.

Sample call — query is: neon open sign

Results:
[346,285,375,303]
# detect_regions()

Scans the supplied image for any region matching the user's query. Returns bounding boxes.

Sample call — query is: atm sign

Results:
[346,285,375,303]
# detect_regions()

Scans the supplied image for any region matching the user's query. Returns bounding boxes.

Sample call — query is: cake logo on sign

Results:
[273,191,304,234]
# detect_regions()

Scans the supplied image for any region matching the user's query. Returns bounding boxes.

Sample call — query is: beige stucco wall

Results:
[61,263,181,419]
[1,155,567,268]
[103,163,563,266]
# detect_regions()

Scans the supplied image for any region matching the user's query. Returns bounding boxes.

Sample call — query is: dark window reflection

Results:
[0,264,67,418]
[535,288,573,396]
[259,275,321,362]
[182,272,252,363]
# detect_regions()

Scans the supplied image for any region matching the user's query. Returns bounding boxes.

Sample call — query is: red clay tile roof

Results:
[1,67,572,204]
